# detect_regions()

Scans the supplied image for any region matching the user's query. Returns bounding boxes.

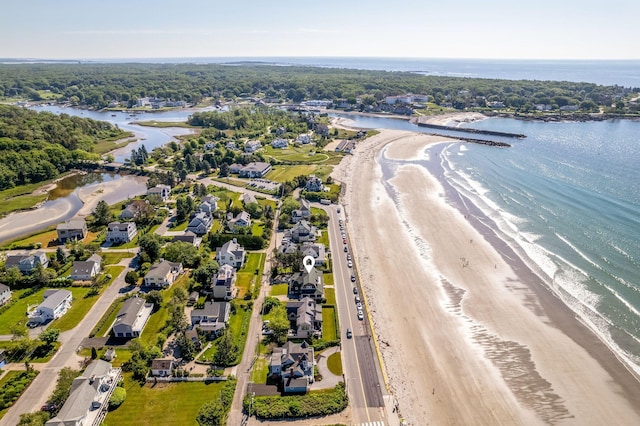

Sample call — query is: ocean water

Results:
[338,114,640,374]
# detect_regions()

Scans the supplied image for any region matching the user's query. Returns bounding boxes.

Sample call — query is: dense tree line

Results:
[0,105,125,189]
[0,63,634,112]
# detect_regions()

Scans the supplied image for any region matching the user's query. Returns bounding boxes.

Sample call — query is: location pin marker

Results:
[303,256,315,273]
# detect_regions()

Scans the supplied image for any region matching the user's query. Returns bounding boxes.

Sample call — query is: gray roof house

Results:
[289,267,324,301]
[70,254,102,281]
[286,297,322,339]
[216,238,246,268]
[147,184,171,201]
[27,289,73,326]
[187,211,213,235]
[143,260,183,288]
[150,358,175,377]
[228,211,251,232]
[268,341,314,393]
[5,251,49,274]
[45,360,120,426]
[300,242,326,265]
[291,198,312,223]
[112,296,154,338]
[244,140,262,153]
[172,231,202,248]
[238,162,272,178]
[190,301,230,337]
[289,220,317,243]
[241,193,257,205]
[56,218,87,242]
[305,175,323,192]
[0,284,11,306]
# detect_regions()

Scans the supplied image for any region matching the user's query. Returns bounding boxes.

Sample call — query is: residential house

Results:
[286,297,322,339]
[106,222,137,243]
[56,218,87,242]
[212,264,237,300]
[190,301,230,337]
[172,231,202,248]
[229,163,244,174]
[291,198,311,224]
[305,175,323,192]
[216,239,246,268]
[270,138,288,149]
[27,289,73,326]
[297,134,311,144]
[241,193,257,205]
[0,284,11,306]
[275,126,286,136]
[112,296,154,338]
[70,254,102,281]
[199,199,217,215]
[5,251,49,274]
[268,341,314,393]
[288,267,324,300]
[300,242,326,265]
[147,184,171,202]
[187,211,213,235]
[136,97,150,107]
[119,200,152,220]
[278,240,299,256]
[150,358,175,377]
[239,162,272,178]
[45,360,120,426]
[560,105,579,111]
[289,220,317,243]
[225,141,237,150]
[143,260,183,288]
[244,140,262,153]
[228,211,251,232]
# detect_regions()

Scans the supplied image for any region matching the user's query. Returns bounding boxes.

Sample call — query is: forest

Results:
[0,63,635,112]
[0,105,125,189]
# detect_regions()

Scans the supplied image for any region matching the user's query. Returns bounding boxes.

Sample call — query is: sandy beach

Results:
[332,129,640,425]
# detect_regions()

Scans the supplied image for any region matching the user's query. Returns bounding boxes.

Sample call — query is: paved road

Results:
[0,257,135,426]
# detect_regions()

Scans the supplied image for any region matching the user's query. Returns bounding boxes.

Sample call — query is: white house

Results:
[244,140,262,153]
[305,175,323,192]
[271,138,288,149]
[147,184,171,202]
[70,254,102,281]
[297,134,311,144]
[143,260,183,288]
[150,358,175,377]
[239,162,272,178]
[216,239,246,268]
[112,296,154,338]
[27,289,73,326]
[228,211,251,232]
[187,211,213,235]
[212,264,237,300]
[190,301,230,337]
[106,222,137,243]
[0,284,11,306]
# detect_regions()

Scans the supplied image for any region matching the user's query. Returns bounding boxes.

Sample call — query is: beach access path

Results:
[332,128,640,425]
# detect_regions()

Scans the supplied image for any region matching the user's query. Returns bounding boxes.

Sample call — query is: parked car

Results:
[344,246,348,252]
[355,295,361,303]
[356,302,362,310]
[347,254,352,261]
[346,328,352,338]
[357,310,364,320]
[353,285,358,293]
[348,261,352,268]
[351,275,356,282]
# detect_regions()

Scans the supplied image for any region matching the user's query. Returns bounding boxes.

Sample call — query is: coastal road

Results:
[0,256,135,426]
[324,204,389,425]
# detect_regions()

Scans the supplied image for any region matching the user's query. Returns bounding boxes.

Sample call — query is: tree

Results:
[93,200,112,226]
[49,368,81,412]
[219,163,230,177]
[244,202,263,219]
[262,297,282,315]
[163,241,202,268]
[109,387,127,409]
[192,260,219,285]
[18,411,50,426]
[265,304,289,344]
[39,328,60,347]
[171,286,189,305]
[145,290,163,310]
[176,331,197,361]
[138,233,163,263]
[55,247,66,263]
[196,400,227,426]
[10,322,28,339]
[213,329,238,366]
[124,270,139,286]
[91,346,98,359]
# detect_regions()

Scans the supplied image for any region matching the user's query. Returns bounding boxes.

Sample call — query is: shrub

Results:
[245,382,347,419]
[109,387,126,409]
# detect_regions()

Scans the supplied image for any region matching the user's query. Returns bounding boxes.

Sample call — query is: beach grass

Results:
[326,351,343,376]
[103,374,227,426]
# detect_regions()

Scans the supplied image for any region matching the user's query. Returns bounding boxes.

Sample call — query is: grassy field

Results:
[257,198,277,211]
[0,289,47,334]
[251,221,265,237]
[101,252,134,265]
[139,275,190,346]
[269,283,288,297]
[199,303,251,365]
[48,287,99,331]
[172,220,189,231]
[322,306,337,341]
[103,374,227,426]
[251,356,269,384]
[263,146,344,165]
[265,165,317,183]
[0,370,39,420]
[241,253,266,275]
[2,228,59,249]
[326,351,343,376]
[93,133,136,155]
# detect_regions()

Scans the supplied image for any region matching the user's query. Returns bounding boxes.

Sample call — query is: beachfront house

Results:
[106,222,138,243]
[0,284,11,306]
[305,175,323,192]
[301,242,326,265]
[286,297,322,339]
[215,238,246,268]
[288,267,324,301]
[112,296,154,338]
[45,360,121,426]
[5,251,49,274]
[143,259,183,288]
[56,218,87,242]
[27,289,73,326]
[190,301,230,338]
[289,220,317,243]
[70,254,102,281]
[291,198,312,223]
[268,341,314,393]
[119,200,153,221]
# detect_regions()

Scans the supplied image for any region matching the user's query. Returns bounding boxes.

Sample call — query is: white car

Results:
[357,310,364,320]
[348,261,352,268]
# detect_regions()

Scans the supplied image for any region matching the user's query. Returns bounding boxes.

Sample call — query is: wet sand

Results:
[332,129,640,425]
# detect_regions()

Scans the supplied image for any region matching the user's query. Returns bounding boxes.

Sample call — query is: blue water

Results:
[339,113,640,373]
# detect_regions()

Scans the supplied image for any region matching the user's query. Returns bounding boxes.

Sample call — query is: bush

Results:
[245,382,347,419]
[109,386,126,409]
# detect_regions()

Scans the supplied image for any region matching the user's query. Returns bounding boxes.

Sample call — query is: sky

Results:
[2,0,639,60]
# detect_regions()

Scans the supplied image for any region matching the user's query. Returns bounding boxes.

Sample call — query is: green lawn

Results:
[199,304,251,365]
[0,289,47,334]
[251,220,265,237]
[139,307,168,346]
[269,284,288,296]
[241,253,266,274]
[318,230,329,248]
[257,198,277,211]
[49,287,99,332]
[323,273,334,287]
[101,252,134,265]
[326,351,343,376]
[324,287,336,306]
[263,146,343,165]
[265,165,317,183]
[251,356,269,384]
[91,297,125,337]
[172,220,189,231]
[103,374,227,426]
[2,228,59,249]
[210,219,222,234]
[322,306,337,341]
[235,272,254,299]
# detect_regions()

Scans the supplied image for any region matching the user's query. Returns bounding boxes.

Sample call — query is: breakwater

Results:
[415,122,526,139]
[424,132,511,147]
